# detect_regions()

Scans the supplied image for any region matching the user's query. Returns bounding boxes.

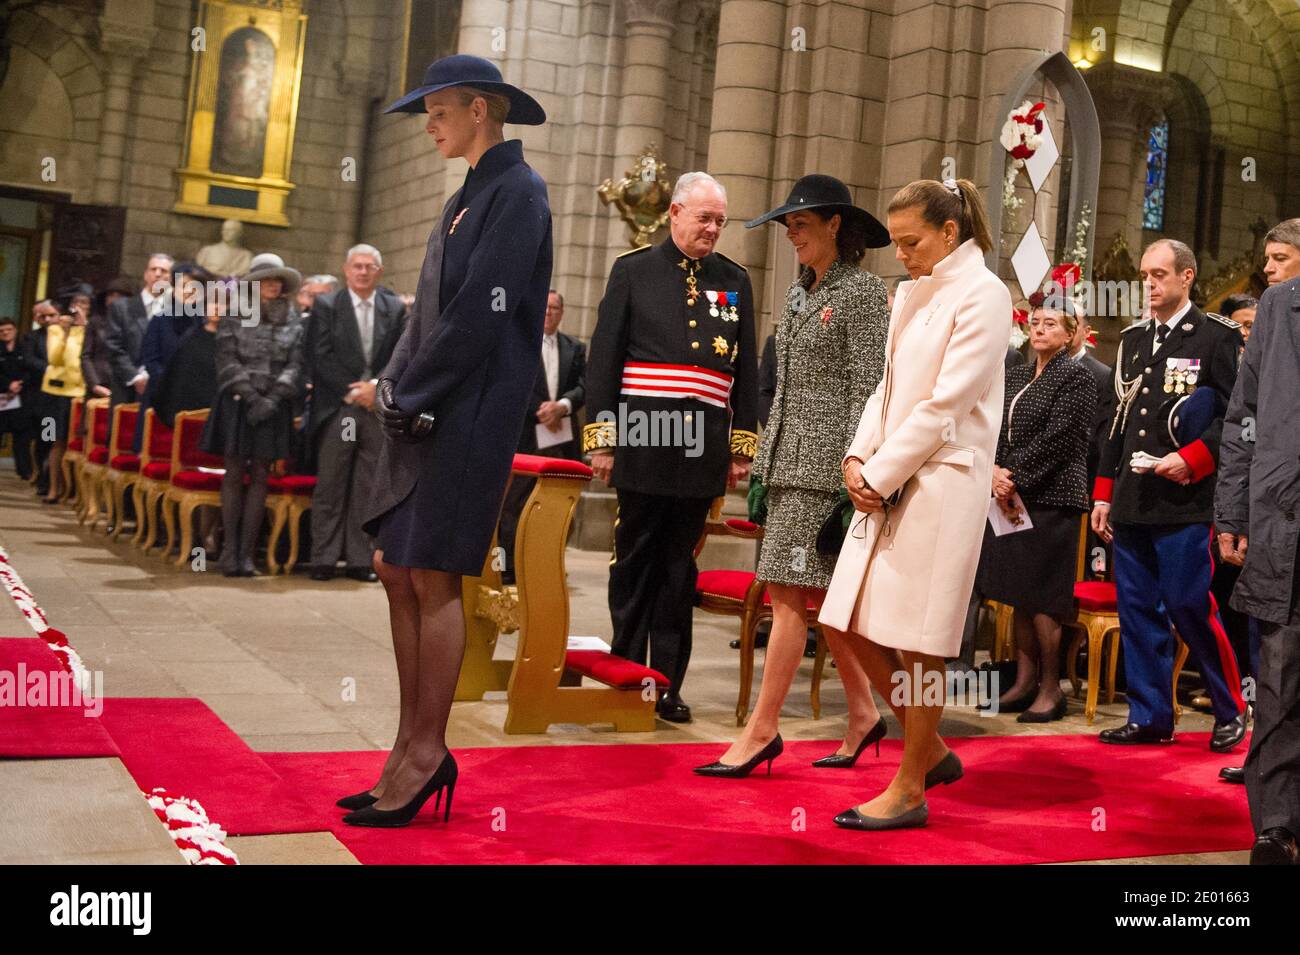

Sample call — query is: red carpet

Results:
[97,698,327,836]
[0,637,119,758]
[264,734,1252,864]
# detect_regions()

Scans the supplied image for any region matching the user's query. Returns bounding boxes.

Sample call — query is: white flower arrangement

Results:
[1000,100,1046,214]
[1064,203,1091,270]
[144,789,240,865]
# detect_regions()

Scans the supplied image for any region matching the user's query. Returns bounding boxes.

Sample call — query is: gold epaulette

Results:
[730,429,758,458]
[615,244,653,259]
[713,251,748,272]
[582,420,617,453]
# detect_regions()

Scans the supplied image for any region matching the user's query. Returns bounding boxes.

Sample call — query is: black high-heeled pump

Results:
[342,753,458,827]
[335,789,379,811]
[812,717,888,768]
[693,735,783,778]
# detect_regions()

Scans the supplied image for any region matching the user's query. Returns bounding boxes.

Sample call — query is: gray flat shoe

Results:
[833,801,928,831]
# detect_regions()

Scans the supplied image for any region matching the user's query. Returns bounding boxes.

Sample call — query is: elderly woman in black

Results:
[200,254,305,577]
[337,55,552,828]
[977,294,1097,721]
[695,175,891,777]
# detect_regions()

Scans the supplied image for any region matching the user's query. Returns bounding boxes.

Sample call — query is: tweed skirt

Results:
[755,484,841,590]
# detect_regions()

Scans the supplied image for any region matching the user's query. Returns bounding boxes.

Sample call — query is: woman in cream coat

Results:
[821,178,1011,831]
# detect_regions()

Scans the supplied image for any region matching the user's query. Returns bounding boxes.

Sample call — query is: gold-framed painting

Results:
[173,0,308,227]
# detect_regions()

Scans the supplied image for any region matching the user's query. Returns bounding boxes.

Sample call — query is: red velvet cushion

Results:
[148,419,174,460]
[1074,580,1117,613]
[110,453,140,472]
[268,474,316,495]
[114,409,138,451]
[141,462,171,480]
[67,437,84,453]
[171,468,224,491]
[87,447,109,465]
[69,400,83,435]
[90,405,110,445]
[177,415,224,470]
[696,569,756,602]
[511,453,593,478]
[564,650,670,690]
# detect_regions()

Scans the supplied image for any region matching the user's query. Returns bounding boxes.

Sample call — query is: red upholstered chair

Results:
[161,409,225,567]
[473,453,666,733]
[133,409,176,551]
[102,402,141,539]
[75,398,111,523]
[694,512,829,726]
[265,469,316,575]
[61,397,86,501]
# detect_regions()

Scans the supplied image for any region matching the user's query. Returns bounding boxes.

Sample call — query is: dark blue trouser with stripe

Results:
[1113,522,1245,728]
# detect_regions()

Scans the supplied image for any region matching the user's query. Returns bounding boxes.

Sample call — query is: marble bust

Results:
[196,219,253,277]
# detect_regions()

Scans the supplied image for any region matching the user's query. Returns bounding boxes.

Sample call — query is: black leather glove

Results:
[245,394,277,426]
[376,378,408,430]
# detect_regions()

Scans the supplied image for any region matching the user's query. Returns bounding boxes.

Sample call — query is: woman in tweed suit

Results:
[696,175,892,777]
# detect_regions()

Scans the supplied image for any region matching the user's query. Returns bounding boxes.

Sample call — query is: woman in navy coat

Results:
[340,55,552,828]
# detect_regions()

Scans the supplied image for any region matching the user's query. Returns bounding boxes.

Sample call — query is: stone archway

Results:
[983,51,1102,278]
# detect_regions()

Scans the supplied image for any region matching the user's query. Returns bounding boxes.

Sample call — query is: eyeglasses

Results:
[689,211,728,229]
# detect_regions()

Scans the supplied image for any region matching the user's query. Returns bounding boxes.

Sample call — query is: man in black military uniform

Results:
[585,171,759,723]
[1091,238,1247,750]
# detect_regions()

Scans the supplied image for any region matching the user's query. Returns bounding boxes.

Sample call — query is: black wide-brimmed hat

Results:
[744,174,890,248]
[383,54,546,125]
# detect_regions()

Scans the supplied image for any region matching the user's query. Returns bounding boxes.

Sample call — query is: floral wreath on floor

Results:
[144,788,240,865]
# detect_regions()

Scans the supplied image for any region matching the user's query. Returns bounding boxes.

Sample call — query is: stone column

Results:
[95,6,156,207]
[614,0,678,174]
[705,0,786,316]
[1087,64,1174,262]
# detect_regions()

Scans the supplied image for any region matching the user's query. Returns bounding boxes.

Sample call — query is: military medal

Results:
[712,335,729,356]
[1186,358,1200,391]
[680,258,700,306]
[728,291,739,321]
[1164,358,1177,394]
[706,290,720,317]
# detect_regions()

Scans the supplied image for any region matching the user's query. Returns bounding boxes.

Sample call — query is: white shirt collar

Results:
[141,289,157,308]
[1155,299,1193,331]
[349,288,376,310]
[1070,345,1088,360]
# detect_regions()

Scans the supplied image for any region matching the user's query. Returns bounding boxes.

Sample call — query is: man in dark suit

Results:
[496,289,586,584]
[309,245,407,580]
[104,253,173,407]
[20,300,57,495]
[585,172,759,722]
[1092,238,1246,751]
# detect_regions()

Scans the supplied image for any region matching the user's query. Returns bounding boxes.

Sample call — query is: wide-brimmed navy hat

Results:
[744,174,890,248]
[383,54,546,125]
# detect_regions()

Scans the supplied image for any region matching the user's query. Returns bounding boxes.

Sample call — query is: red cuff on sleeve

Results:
[1092,477,1113,503]
[1177,439,1216,482]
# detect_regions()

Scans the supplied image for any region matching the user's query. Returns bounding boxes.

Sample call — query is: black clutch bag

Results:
[815,489,854,556]
[815,482,905,556]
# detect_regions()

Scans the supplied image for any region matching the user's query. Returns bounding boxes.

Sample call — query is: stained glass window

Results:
[1143,116,1169,231]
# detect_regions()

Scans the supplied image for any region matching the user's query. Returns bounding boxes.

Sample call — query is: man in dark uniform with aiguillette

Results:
[1091,238,1248,750]
[585,171,759,723]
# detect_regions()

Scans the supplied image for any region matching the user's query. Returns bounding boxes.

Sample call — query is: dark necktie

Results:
[1155,324,1169,348]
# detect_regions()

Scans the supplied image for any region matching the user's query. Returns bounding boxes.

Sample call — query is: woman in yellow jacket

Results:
[40,283,91,503]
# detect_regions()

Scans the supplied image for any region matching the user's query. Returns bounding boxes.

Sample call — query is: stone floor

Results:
[0,468,1248,864]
